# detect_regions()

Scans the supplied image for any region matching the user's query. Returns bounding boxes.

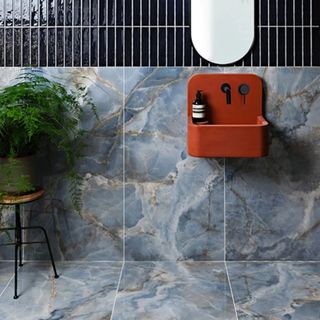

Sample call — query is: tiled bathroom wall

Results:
[1,67,319,263]
[0,0,320,66]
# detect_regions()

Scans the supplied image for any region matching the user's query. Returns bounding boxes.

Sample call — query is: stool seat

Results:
[0,188,44,205]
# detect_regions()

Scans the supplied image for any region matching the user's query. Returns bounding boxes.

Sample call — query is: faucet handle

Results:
[239,84,250,104]
[221,83,231,105]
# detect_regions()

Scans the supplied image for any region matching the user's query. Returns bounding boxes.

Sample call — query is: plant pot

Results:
[0,155,38,194]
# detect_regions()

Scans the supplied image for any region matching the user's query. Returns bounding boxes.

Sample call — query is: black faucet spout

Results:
[221,83,231,105]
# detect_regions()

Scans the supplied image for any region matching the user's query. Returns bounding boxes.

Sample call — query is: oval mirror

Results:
[191,0,255,65]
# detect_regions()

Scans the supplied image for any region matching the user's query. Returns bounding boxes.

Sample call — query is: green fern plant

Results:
[0,71,98,212]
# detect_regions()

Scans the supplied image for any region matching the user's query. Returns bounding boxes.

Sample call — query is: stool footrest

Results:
[0,241,46,246]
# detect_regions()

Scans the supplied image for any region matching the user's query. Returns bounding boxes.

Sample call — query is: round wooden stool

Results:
[0,188,59,299]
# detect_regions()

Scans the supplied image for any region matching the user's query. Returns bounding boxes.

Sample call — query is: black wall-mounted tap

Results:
[221,83,231,105]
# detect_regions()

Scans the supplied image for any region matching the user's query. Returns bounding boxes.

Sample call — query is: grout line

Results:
[0,274,15,298]
[110,261,125,320]
[224,261,239,320]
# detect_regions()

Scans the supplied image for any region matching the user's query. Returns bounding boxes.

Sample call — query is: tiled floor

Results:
[0,261,319,319]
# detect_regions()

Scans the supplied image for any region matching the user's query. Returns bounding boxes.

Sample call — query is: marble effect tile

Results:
[226,68,320,261]
[124,68,225,261]
[0,262,123,320]
[0,262,13,293]
[227,262,320,320]
[112,261,237,320]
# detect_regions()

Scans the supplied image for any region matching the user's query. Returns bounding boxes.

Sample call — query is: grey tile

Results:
[0,262,13,293]
[0,262,123,319]
[227,262,320,320]
[113,261,237,320]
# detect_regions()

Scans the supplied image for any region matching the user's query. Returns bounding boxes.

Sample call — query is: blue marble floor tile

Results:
[0,262,123,319]
[226,68,320,261]
[112,261,237,320]
[227,262,320,320]
[124,68,225,261]
[0,262,13,294]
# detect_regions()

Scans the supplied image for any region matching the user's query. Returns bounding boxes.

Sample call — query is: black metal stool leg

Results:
[39,227,59,279]
[14,204,22,299]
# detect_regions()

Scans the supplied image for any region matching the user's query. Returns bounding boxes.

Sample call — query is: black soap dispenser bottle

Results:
[192,90,208,124]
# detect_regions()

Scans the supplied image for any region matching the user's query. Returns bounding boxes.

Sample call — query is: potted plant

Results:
[0,71,98,212]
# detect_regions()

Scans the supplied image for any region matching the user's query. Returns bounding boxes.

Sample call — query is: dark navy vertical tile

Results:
[82,27,89,66]
[91,27,98,66]
[312,0,320,65]
[39,0,47,26]
[48,0,55,26]
[278,0,285,25]
[116,28,123,66]
[260,28,268,66]
[269,28,277,66]
[158,27,166,65]
[91,0,99,25]
[5,0,13,26]
[243,50,252,67]
[252,0,260,66]
[132,27,140,66]
[99,27,106,66]
[56,28,64,66]
[73,27,81,66]
[286,28,294,66]
[14,28,22,66]
[39,28,47,66]
[184,25,191,66]
[278,28,285,66]
[108,0,116,26]
[260,0,268,26]
[30,28,38,65]
[5,28,13,66]
[82,0,89,26]
[133,0,140,25]
[142,0,149,26]
[167,28,174,66]
[13,0,22,26]
[64,28,72,66]
[167,0,174,26]
[192,46,201,66]
[107,27,115,66]
[269,0,276,25]
[0,29,4,66]
[176,0,183,26]
[303,0,310,25]
[65,0,73,26]
[74,0,81,26]
[184,0,190,26]
[124,0,132,26]
[30,0,39,26]
[150,27,157,66]
[99,0,106,25]
[22,28,30,66]
[303,28,311,66]
[150,0,157,25]
[286,0,293,25]
[116,0,123,26]
[141,27,149,66]
[295,28,302,66]
[175,27,183,66]
[159,0,166,25]
[47,28,55,66]
[57,0,64,26]
[124,27,131,66]
[295,0,302,25]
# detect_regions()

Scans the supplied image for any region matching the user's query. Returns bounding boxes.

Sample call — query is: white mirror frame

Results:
[191,0,255,65]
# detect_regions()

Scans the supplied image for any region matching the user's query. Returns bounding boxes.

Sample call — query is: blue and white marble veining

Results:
[124,68,225,261]
[227,262,320,320]
[112,261,237,320]
[0,262,13,293]
[0,262,123,320]
[0,68,124,261]
[226,68,320,260]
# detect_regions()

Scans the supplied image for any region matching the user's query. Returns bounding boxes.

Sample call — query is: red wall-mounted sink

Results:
[188,74,269,158]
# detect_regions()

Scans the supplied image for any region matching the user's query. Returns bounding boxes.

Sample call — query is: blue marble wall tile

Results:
[226,68,320,261]
[124,68,225,261]
[112,262,237,320]
[0,68,124,261]
[227,262,320,320]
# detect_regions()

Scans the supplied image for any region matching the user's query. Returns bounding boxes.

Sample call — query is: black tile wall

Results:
[0,0,319,67]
